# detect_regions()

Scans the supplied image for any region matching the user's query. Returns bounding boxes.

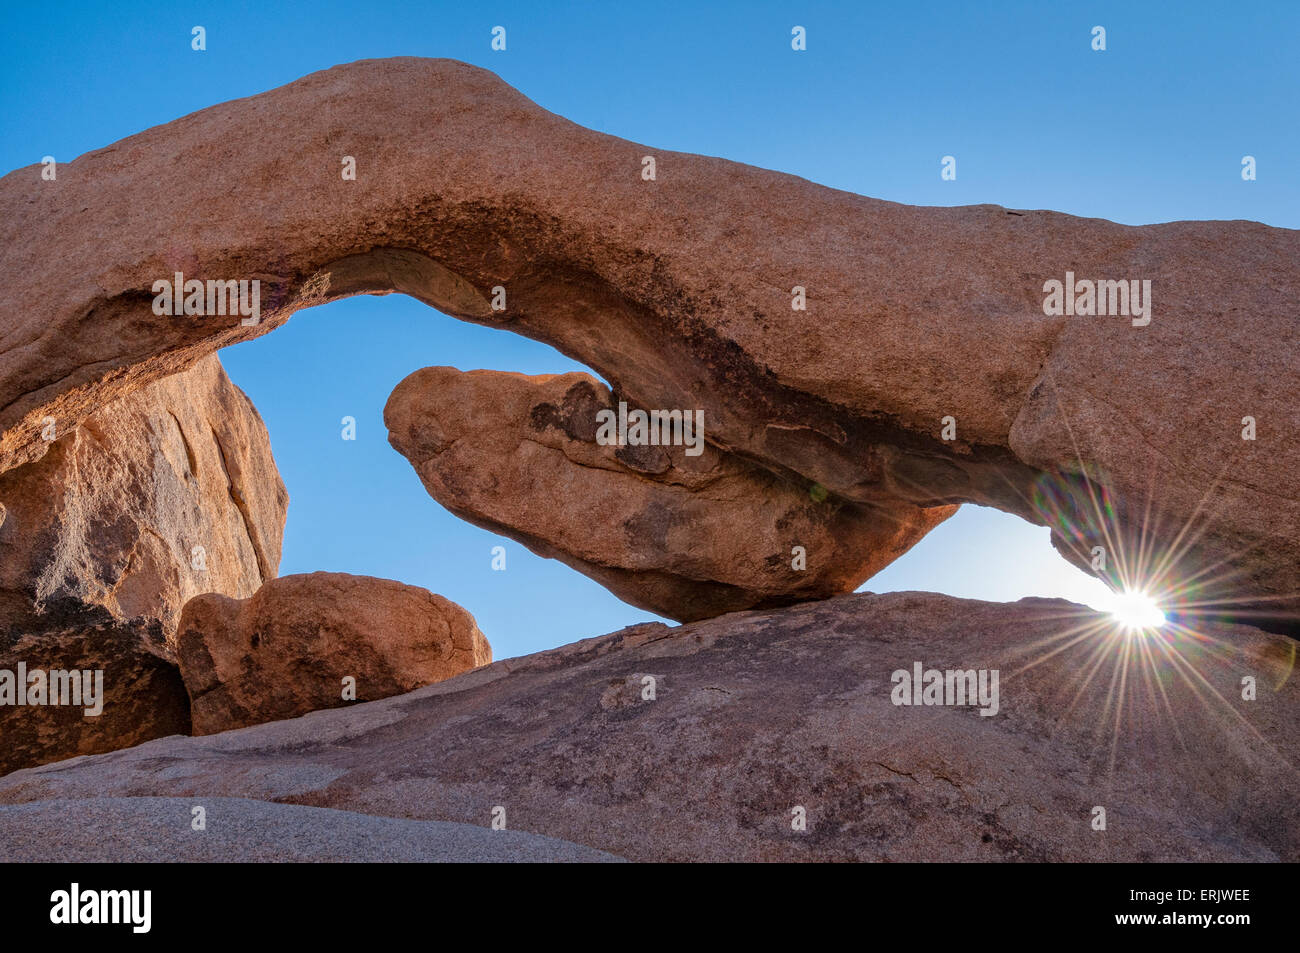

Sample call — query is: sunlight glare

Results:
[1108,590,1167,633]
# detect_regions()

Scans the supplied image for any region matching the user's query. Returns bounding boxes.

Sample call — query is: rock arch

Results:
[2,57,1297,630]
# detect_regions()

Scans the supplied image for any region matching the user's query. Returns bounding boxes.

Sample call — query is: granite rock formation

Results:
[1,57,1294,629]
[0,354,286,637]
[177,571,491,734]
[386,366,954,621]
[0,617,190,776]
[0,797,624,862]
[3,592,1293,862]
[0,355,286,771]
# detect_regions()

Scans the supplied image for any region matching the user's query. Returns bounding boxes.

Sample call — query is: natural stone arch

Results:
[2,57,1297,631]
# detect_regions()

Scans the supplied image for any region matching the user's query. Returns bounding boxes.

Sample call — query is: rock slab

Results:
[4,592,1294,862]
[0,797,624,863]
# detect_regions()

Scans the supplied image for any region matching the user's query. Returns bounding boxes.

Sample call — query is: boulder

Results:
[0,354,287,638]
[386,366,954,621]
[176,572,491,734]
[0,616,190,776]
[0,58,1294,630]
[0,355,285,773]
[3,592,1293,861]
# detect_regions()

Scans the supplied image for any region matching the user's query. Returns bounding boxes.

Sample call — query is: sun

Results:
[1109,589,1167,633]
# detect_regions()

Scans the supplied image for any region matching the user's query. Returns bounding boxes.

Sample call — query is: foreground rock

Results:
[2,58,1295,629]
[386,367,953,621]
[4,592,1294,861]
[0,356,285,772]
[177,572,491,734]
[0,797,623,862]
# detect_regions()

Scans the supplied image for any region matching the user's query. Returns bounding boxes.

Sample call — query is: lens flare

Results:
[1108,590,1167,633]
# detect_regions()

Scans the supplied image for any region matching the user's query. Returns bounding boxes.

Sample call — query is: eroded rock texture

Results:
[0,618,190,777]
[386,366,954,621]
[0,57,1296,628]
[0,355,286,637]
[177,572,491,734]
[0,355,286,772]
[1,592,1293,861]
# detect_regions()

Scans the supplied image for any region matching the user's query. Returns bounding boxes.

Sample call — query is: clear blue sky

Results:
[4,2,1295,658]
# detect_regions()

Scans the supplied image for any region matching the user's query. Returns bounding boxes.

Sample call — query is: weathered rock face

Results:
[177,572,491,734]
[0,355,285,773]
[386,367,954,621]
[0,616,191,777]
[3,592,1293,862]
[0,57,1296,629]
[0,354,287,638]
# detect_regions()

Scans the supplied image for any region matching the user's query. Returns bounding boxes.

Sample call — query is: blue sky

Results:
[3,2,1295,658]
